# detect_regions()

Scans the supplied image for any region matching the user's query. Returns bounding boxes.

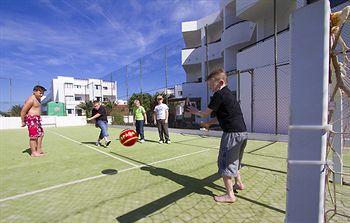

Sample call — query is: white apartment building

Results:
[181,0,349,134]
[43,76,117,116]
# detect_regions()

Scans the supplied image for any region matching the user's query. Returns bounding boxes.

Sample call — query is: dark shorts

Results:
[218,132,248,177]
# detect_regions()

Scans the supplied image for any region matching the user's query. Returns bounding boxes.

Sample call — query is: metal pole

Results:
[9,78,12,110]
[110,73,113,102]
[250,70,254,132]
[165,46,168,104]
[100,79,103,102]
[126,65,129,124]
[140,59,143,103]
[237,70,240,103]
[274,0,278,135]
[205,24,209,108]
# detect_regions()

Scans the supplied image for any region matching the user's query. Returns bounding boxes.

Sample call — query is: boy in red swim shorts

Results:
[21,85,47,157]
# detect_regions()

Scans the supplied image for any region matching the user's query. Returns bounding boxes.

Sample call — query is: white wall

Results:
[0,116,87,130]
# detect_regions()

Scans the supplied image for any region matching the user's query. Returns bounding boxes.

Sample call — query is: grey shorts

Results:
[218,132,248,177]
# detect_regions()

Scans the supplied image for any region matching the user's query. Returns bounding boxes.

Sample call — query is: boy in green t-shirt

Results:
[133,99,148,143]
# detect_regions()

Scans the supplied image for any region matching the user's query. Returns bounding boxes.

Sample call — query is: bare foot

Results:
[31,152,44,157]
[37,150,44,154]
[213,194,236,203]
[233,183,245,191]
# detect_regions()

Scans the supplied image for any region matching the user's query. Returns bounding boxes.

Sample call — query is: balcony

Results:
[236,0,295,22]
[237,28,290,71]
[182,81,206,99]
[182,29,201,49]
[222,20,255,49]
[207,40,223,61]
[182,47,202,65]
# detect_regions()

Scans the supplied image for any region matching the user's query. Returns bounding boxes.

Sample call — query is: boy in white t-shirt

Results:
[153,95,170,144]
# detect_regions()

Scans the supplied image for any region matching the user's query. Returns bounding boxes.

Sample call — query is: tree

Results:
[103,101,114,115]
[10,105,22,117]
[128,93,153,113]
[0,111,9,117]
[77,101,93,118]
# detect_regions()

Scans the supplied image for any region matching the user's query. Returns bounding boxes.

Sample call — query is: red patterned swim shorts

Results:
[25,115,44,138]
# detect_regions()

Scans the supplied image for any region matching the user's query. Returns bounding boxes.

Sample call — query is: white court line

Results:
[47,130,138,167]
[0,148,210,203]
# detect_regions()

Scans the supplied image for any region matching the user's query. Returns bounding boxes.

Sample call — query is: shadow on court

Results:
[22,148,31,156]
[113,151,286,223]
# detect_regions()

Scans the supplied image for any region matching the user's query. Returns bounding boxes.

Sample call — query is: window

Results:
[178,91,183,96]
[103,86,108,90]
[95,85,101,90]
[65,96,74,101]
[75,96,82,101]
[103,98,109,102]
[74,85,81,88]
[96,97,101,101]
[64,83,73,88]
[67,109,73,114]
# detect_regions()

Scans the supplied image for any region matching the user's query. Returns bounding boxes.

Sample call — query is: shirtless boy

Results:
[21,85,47,157]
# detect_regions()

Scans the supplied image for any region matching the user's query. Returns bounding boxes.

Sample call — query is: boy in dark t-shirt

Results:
[87,100,111,147]
[187,68,248,203]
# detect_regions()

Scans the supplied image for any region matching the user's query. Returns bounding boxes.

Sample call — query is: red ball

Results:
[119,129,138,147]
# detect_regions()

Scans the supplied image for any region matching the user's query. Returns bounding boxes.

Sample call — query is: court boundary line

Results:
[0,148,211,203]
[47,130,139,167]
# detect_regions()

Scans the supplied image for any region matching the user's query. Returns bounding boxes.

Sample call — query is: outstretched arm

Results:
[87,113,101,121]
[187,106,213,118]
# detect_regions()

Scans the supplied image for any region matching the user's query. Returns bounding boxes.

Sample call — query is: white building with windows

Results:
[43,76,117,116]
[181,0,349,134]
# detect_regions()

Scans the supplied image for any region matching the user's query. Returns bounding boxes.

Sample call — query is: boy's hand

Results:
[87,117,92,121]
[200,122,210,131]
[21,122,26,127]
[145,121,148,125]
[165,120,168,124]
[186,106,199,115]
[153,121,157,125]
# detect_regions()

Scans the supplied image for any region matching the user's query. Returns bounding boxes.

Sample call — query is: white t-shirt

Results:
[154,103,169,120]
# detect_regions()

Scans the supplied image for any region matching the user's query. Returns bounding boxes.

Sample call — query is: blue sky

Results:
[0,0,219,110]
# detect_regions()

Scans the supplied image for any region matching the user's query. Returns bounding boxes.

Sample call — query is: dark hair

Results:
[93,100,100,104]
[33,85,47,92]
[206,68,227,83]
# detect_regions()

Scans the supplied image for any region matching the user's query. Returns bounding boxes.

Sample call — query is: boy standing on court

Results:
[21,85,47,157]
[153,95,171,144]
[87,100,111,147]
[133,99,147,143]
[187,68,247,203]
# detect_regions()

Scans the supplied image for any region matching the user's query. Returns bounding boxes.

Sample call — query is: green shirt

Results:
[133,106,146,120]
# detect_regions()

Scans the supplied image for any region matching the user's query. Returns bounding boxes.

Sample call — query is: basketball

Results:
[119,129,138,147]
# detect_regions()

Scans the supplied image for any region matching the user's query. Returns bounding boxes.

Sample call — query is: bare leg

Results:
[37,135,44,154]
[214,176,236,203]
[233,170,245,190]
[30,138,42,157]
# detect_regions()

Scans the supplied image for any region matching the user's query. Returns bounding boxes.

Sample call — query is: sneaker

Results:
[140,139,145,143]
[158,140,164,144]
[106,141,111,147]
[165,140,171,144]
[95,141,101,146]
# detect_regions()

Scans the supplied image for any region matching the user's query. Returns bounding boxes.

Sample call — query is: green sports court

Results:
[0,126,349,223]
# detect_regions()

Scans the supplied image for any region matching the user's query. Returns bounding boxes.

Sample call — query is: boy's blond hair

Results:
[206,68,227,83]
